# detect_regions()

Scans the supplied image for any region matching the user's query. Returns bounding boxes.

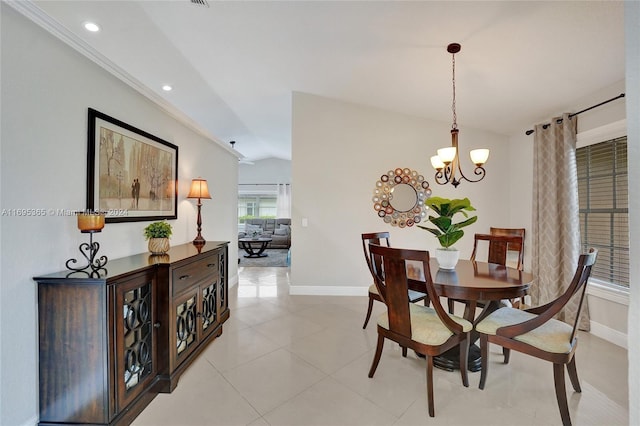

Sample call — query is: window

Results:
[238,195,277,221]
[576,136,628,288]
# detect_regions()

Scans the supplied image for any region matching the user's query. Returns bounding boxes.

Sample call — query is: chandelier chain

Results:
[451,52,457,130]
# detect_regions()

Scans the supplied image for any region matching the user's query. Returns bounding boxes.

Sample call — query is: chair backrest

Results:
[498,248,598,341]
[368,244,464,338]
[490,227,525,267]
[362,232,391,280]
[470,232,525,270]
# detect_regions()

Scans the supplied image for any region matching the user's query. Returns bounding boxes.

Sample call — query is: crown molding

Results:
[5,0,241,159]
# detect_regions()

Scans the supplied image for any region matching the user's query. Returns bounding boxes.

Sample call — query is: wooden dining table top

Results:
[408,259,534,303]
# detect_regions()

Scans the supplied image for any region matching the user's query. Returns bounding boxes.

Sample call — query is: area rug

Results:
[238,248,289,267]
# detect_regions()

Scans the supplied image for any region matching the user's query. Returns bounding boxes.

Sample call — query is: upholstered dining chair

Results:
[475,248,597,426]
[361,232,428,328]
[488,227,526,270]
[447,231,525,314]
[367,244,472,417]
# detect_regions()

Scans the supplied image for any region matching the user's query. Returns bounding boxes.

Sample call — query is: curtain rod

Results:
[238,183,290,186]
[524,93,625,135]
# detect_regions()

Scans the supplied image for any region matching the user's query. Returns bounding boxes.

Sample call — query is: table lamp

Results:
[187,178,212,245]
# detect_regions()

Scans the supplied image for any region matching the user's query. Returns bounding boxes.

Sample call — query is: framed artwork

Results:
[87,108,178,223]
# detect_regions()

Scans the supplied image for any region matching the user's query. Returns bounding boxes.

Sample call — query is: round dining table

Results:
[409,258,534,371]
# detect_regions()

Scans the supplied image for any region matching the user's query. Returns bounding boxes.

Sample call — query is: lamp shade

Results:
[187,178,212,199]
[437,147,457,164]
[470,149,490,166]
[430,155,445,171]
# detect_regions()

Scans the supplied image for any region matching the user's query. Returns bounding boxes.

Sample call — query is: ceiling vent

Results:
[190,0,210,7]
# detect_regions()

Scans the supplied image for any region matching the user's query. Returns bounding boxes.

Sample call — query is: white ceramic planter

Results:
[435,248,460,270]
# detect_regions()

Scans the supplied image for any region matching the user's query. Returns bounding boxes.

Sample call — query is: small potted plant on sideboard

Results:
[144,220,173,254]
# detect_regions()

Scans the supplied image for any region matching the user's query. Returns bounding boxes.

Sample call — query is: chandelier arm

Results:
[434,167,450,185]
[455,163,487,184]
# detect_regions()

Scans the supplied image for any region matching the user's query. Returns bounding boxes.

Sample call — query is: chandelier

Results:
[430,43,489,188]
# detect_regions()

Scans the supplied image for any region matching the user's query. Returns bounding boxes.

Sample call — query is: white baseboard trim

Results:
[229,274,239,288]
[289,286,368,296]
[20,414,38,426]
[589,320,628,349]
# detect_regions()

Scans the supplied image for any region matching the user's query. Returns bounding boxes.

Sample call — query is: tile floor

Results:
[133,267,628,426]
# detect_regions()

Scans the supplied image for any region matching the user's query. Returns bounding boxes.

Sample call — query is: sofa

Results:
[238,218,291,249]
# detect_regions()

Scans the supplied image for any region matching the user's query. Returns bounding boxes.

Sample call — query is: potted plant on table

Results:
[144,220,173,254]
[417,197,477,269]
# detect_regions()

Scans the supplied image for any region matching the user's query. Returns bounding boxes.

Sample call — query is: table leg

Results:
[434,300,501,372]
[242,241,270,258]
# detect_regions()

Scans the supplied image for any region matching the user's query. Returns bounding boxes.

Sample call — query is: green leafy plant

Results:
[143,221,173,240]
[418,197,477,249]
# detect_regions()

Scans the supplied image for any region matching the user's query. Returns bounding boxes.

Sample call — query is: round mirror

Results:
[372,167,431,227]
[390,184,417,212]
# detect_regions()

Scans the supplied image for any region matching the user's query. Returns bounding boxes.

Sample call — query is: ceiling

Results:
[24,1,624,161]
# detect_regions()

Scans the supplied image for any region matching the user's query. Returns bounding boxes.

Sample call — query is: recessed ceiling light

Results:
[162,85,173,92]
[83,22,100,32]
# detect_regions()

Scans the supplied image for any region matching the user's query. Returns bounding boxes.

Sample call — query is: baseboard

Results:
[19,414,38,426]
[589,320,628,349]
[229,273,239,288]
[289,285,367,296]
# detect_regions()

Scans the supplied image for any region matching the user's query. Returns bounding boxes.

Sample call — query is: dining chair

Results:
[447,232,525,314]
[367,244,472,417]
[361,232,428,329]
[475,248,597,426]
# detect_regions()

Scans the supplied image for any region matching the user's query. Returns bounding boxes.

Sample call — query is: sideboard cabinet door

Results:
[114,269,158,412]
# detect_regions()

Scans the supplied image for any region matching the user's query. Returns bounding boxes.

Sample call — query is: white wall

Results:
[239,158,291,184]
[290,92,511,294]
[625,1,639,423]
[0,6,238,425]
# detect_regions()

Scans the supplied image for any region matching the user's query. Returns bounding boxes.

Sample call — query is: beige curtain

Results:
[531,113,589,330]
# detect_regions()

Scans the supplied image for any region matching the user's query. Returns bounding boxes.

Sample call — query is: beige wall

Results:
[0,6,239,425]
[290,92,511,294]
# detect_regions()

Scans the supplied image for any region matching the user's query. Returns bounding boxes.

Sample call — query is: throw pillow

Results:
[245,224,263,236]
[274,228,287,236]
[278,224,291,234]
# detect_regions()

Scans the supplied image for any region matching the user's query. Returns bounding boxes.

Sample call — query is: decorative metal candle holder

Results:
[66,213,108,278]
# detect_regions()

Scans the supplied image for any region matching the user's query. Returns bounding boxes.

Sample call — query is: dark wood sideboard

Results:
[33,241,230,426]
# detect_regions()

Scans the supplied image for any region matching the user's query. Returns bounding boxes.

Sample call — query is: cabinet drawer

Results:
[172,254,218,296]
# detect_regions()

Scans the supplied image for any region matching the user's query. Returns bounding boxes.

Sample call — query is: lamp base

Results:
[192,235,206,245]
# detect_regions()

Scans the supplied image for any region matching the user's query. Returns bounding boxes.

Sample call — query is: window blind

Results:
[576,136,629,287]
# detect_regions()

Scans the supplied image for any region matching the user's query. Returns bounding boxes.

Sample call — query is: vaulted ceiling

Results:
[24,1,624,161]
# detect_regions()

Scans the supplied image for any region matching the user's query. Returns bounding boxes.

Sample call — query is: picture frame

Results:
[87,108,178,223]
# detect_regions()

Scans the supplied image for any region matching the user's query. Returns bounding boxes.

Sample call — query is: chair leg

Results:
[566,357,582,393]
[459,334,470,387]
[423,297,430,307]
[553,363,572,426]
[426,355,435,417]
[502,347,511,364]
[368,334,385,378]
[402,346,408,357]
[479,334,489,390]
[362,295,375,329]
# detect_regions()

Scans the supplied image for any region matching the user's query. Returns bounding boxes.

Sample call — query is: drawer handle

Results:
[153,322,161,329]
[179,274,191,280]
[207,263,216,268]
